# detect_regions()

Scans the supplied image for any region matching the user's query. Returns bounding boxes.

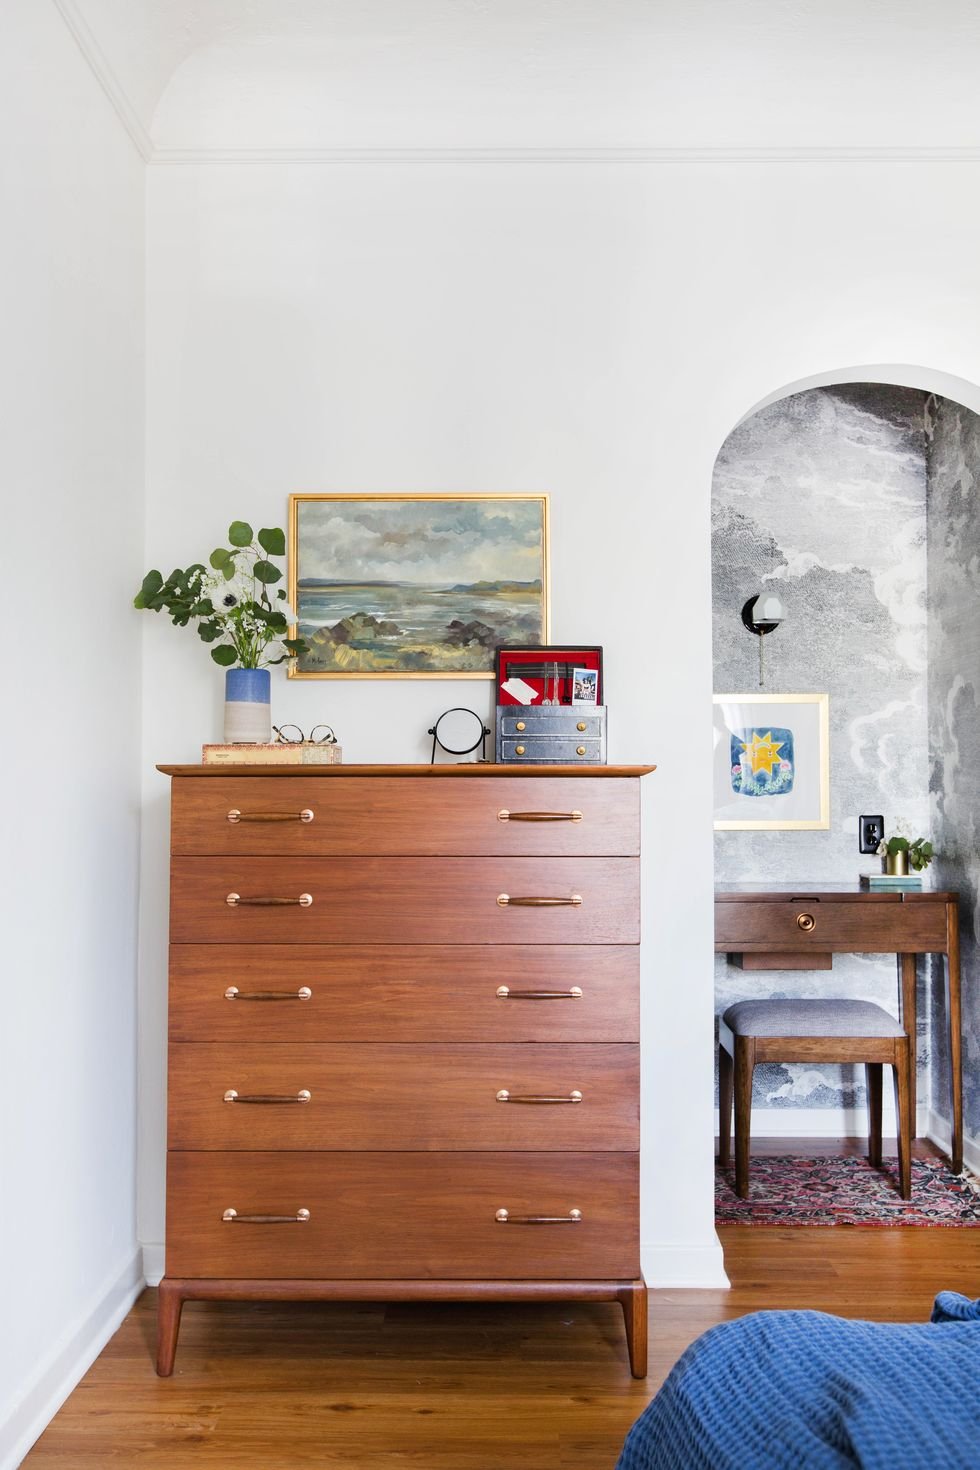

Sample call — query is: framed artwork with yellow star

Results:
[713,693,830,830]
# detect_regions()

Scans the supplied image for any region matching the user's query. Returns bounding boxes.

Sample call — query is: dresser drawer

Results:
[170,857,640,945]
[715,899,949,954]
[168,1043,639,1151]
[169,944,639,1043]
[165,1151,639,1280]
[171,776,638,857]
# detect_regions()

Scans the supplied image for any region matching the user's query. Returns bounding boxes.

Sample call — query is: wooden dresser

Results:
[156,762,654,1377]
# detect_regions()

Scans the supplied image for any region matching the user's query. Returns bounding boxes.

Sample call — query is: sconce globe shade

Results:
[749,590,786,624]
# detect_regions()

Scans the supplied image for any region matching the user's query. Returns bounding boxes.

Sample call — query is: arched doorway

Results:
[711,373,980,1207]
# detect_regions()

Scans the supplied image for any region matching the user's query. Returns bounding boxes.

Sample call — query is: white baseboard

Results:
[141,1242,164,1287]
[642,1236,730,1289]
[923,1108,980,1177]
[1,1248,144,1470]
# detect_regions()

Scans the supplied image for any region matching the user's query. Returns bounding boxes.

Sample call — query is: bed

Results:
[615,1292,980,1470]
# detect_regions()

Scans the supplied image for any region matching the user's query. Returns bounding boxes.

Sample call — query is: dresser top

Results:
[158,762,656,778]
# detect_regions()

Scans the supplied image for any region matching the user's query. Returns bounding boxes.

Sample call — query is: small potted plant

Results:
[876,832,935,877]
[134,521,308,742]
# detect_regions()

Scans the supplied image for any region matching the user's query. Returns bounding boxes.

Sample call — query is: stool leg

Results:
[893,1043,912,1200]
[718,1043,733,1167]
[866,1063,883,1168]
[734,1037,755,1199]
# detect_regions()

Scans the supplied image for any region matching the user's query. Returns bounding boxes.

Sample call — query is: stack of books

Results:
[202,742,343,766]
[860,871,922,890]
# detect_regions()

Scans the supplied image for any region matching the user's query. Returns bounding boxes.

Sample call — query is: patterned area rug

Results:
[716,1154,980,1226]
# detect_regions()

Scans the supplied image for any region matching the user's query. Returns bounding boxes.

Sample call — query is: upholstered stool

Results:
[718,998,912,1200]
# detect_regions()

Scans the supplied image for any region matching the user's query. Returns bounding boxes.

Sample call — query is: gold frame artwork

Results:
[288,493,551,679]
[713,692,830,831]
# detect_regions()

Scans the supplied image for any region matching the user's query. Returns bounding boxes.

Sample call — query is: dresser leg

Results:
[617,1281,648,1378]
[156,1279,184,1377]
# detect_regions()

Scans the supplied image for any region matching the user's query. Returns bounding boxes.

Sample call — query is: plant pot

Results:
[224,667,271,744]
[885,849,909,877]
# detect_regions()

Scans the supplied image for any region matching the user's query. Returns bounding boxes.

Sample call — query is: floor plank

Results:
[22,1153,980,1469]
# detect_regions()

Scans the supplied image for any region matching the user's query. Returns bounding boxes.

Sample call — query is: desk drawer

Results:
[715,899,948,953]
[170,857,639,945]
[169,944,639,1043]
[171,777,638,857]
[168,1043,639,1151]
[165,1151,639,1280]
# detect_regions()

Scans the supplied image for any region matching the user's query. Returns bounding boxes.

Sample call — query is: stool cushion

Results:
[723,998,905,1039]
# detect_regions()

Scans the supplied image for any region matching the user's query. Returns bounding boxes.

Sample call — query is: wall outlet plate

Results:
[859,814,885,854]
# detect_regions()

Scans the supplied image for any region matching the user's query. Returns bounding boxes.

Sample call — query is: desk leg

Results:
[899,953,917,1140]
[946,904,963,1174]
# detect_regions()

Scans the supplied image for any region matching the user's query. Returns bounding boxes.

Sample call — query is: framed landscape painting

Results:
[288,494,550,678]
[713,692,830,830]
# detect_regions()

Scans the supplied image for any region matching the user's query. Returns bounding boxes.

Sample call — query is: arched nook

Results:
[711,369,980,1202]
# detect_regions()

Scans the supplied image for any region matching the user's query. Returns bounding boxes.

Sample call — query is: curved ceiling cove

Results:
[63,0,980,157]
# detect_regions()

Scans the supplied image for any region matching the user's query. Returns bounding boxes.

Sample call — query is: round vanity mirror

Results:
[427,707,491,763]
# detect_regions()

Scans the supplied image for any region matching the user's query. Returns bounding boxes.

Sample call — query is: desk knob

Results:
[797,912,816,932]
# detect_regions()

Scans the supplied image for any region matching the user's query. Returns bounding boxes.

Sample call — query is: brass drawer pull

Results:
[223,1089,312,1104]
[497,810,583,823]
[226,893,313,907]
[222,1207,311,1224]
[496,1089,583,1104]
[224,986,313,1001]
[496,894,583,907]
[227,809,314,824]
[496,986,583,1000]
[495,1208,582,1224]
[797,912,816,932]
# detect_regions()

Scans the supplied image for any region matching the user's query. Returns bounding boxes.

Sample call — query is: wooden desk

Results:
[715,883,962,1173]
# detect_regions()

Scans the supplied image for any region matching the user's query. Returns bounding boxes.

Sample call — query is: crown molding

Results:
[149,143,980,166]
[52,0,153,161]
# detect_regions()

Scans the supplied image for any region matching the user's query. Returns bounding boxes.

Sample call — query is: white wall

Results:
[0,4,145,1465]
[140,158,980,1287]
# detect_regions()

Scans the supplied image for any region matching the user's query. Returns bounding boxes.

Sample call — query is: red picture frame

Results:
[495,645,603,707]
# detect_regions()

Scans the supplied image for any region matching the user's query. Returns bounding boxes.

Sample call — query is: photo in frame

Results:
[289,494,549,678]
[713,692,830,830]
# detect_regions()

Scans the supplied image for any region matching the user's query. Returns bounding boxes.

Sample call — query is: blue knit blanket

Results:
[616,1293,980,1470]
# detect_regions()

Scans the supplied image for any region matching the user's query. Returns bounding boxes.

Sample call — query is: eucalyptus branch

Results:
[133,519,308,670]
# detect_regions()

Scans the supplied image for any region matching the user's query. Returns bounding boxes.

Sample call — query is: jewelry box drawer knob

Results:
[797,912,816,932]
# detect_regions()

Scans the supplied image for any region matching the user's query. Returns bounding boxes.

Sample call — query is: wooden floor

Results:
[23,1141,980,1470]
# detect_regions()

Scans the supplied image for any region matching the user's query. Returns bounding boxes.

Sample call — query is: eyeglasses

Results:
[273,724,338,745]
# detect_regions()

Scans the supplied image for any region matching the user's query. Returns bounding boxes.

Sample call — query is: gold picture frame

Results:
[713,692,830,830]
[288,493,550,679]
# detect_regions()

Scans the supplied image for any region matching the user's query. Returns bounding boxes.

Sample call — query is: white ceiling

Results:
[58,0,980,157]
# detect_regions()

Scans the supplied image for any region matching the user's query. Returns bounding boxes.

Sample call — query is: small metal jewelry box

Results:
[495,705,607,764]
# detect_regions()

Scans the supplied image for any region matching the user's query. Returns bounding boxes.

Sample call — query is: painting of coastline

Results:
[289,494,549,677]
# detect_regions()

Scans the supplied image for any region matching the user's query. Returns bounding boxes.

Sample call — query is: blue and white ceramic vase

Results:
[224,667,271,744]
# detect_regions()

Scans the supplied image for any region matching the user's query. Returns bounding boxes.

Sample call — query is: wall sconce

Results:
[741,589,786,686]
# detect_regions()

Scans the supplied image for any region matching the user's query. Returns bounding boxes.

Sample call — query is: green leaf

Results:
[284,638,309,655]
[266,611,288,632]
[197,620,222,642]
[210,547,233,569]
[137,570,163,607]
[258,526,286,557]
[253,559,282,584]
[920,841,934,857]
[190,598,215,617]
[276,588,287,600]
[211,644,238,666]
[222,561,236,580]
[228,520,253,547]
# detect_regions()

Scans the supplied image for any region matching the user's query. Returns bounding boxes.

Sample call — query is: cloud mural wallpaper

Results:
[714,382,980,1156]
[713,385,930,1118]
